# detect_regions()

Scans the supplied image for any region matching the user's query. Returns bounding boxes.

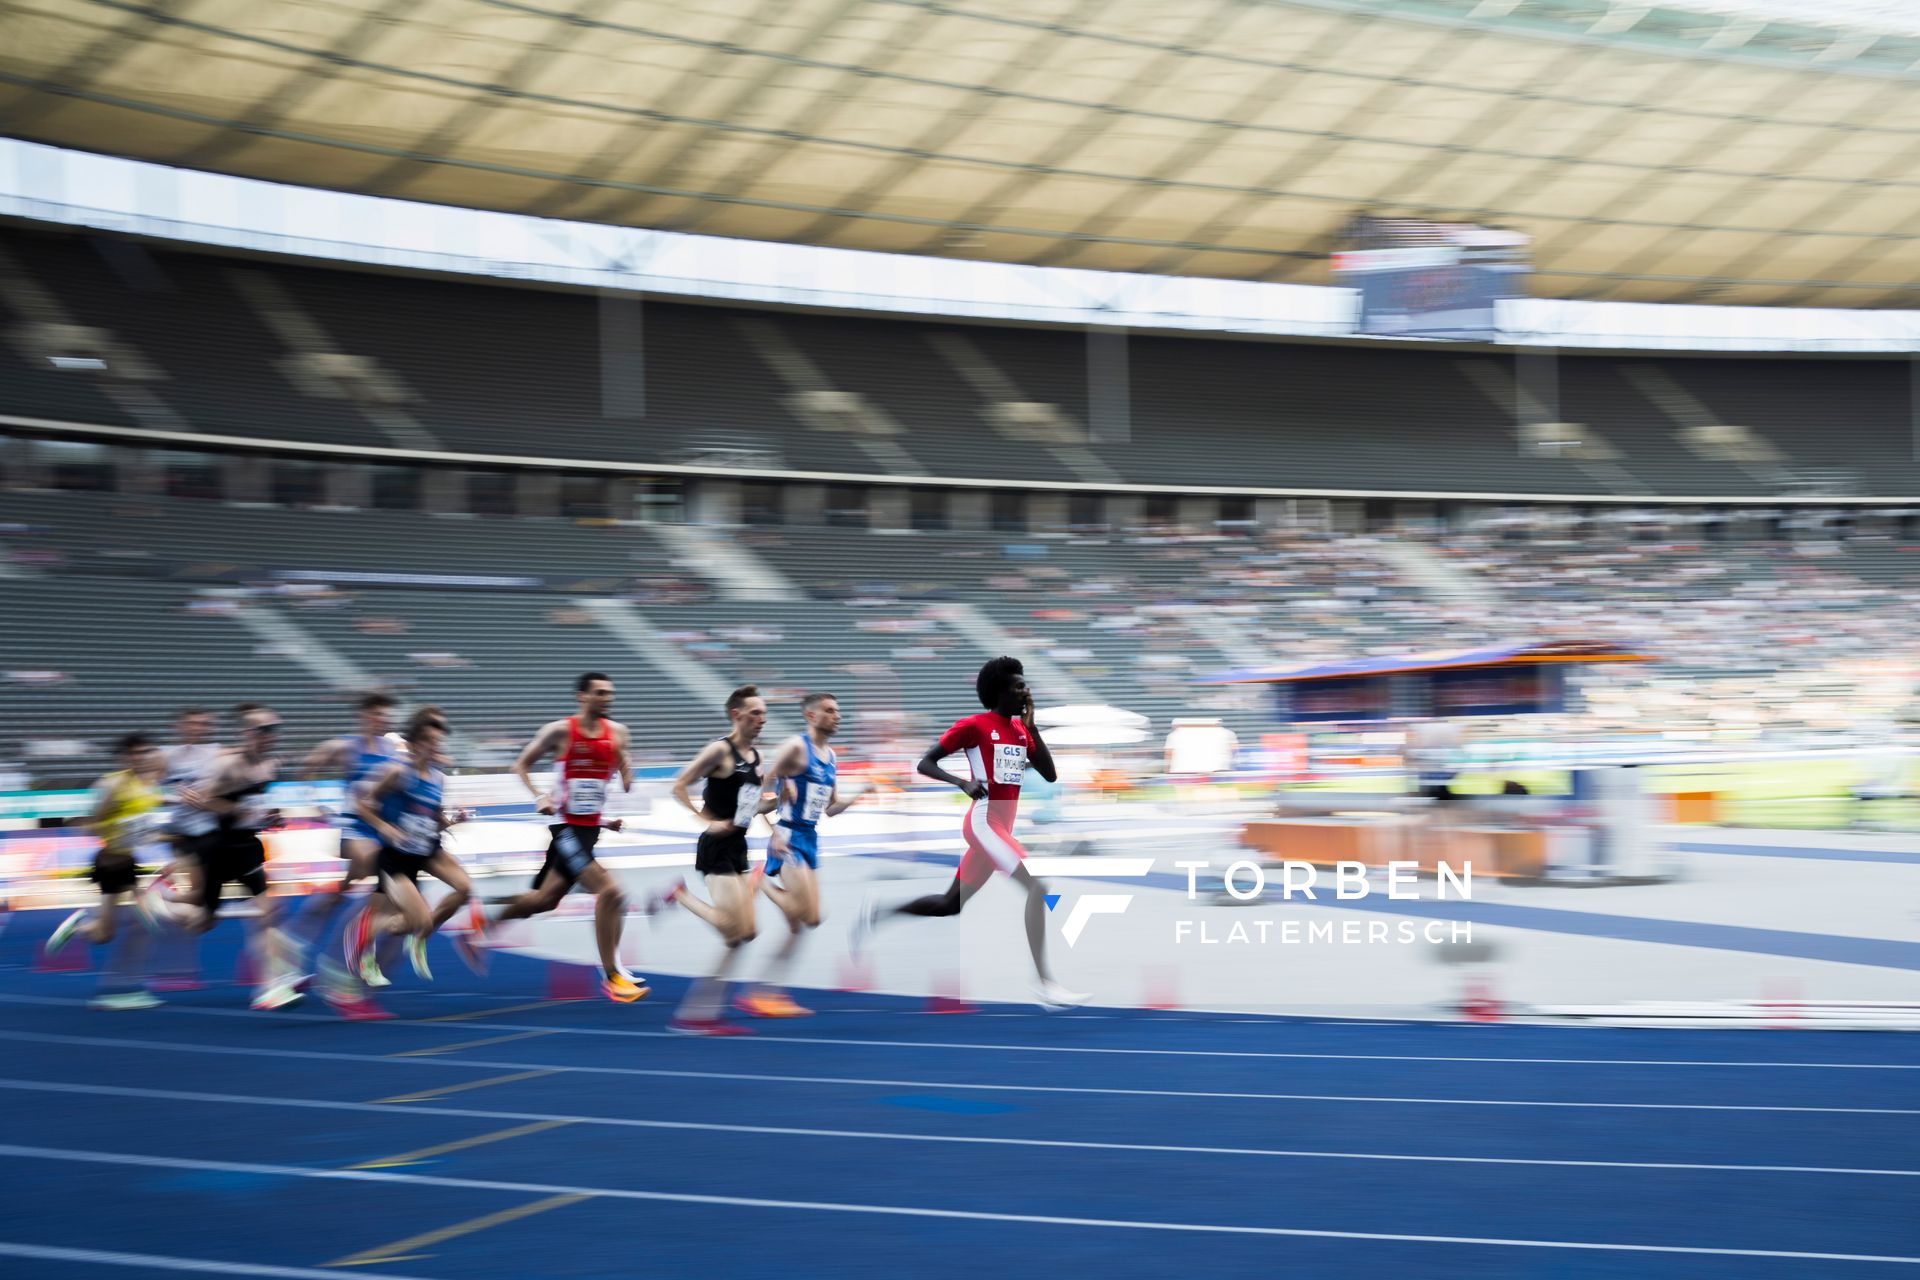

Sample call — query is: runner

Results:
[658,684,773,1034]
[854,657,1087,1009]
[295,692,415,1015]
[483,672,647,1003]
[45,732,166,1009]
[148,705,222,917]
[736,691,870,1018]
[347,707,475,986]
[187,703,302,1010]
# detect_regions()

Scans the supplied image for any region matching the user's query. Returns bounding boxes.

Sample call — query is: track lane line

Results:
[1,1144,1916,1265]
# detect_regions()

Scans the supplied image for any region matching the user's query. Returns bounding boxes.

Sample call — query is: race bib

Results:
[992,744,1027,786]
[566,778,606,816]
[801,784,831,824]
[399,811,438,855]
[733,781,761,828]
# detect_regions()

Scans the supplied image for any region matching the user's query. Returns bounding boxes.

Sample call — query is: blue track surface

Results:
[2,907,1917,1279]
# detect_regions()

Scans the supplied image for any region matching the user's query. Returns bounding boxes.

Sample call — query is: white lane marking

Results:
[6,1029,1913,1115]
[0,1144,1914,1265]
[4,993,1915,1069]
[0,1241,431,1277]
[2,1076,1910,1178]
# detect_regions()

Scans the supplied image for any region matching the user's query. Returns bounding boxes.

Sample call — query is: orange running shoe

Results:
[734,988,812,1018]
[602,971,650,1003]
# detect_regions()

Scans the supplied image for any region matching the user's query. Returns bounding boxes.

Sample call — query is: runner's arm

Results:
[615,723,634,793]
[85,777,114,835]
[353,764,408,848]
[511,721,565,810]
[1022,692,1057,783]
[824,778,868,818]
[918,742,986,800]
[301,736,347,781]
[671,742,728,825]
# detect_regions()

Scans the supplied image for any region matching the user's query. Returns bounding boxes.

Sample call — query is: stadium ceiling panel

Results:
[4,0,1920,306]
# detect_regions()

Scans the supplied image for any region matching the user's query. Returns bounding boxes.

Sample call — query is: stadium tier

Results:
[3,486,1917,785]
[3,225,1913,498]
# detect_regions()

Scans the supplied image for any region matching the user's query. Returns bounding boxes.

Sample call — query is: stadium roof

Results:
[6,0,1920,307]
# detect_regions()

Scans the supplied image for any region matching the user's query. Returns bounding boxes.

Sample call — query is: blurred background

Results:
[1,0,1918,1014]
[8,6,1920,1277]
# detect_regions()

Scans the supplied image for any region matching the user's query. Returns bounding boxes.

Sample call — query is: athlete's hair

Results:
[726,684,760,713]
[406,706,448,742]
[576,671,612,693]
[176,706,211,720]
[233,701,266,718]
[357,691,397,712]
[114,731,155,756]
[802,691,837,712]
[976,656,1024,709]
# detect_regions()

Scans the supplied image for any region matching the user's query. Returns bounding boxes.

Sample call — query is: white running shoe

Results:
[46,908,89,956]
[406,933,432,981]
[251,975,304,1011]
[89,990,160,1011]
[850,894,878,958]
[1033,980,1091,1011]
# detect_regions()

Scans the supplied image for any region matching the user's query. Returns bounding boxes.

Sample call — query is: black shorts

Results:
[694,829,751,877]
[534,823,602,889]
[199,834,268,907]
[90,852,143,896]
[172,829,219,864]
[377,846,428,885]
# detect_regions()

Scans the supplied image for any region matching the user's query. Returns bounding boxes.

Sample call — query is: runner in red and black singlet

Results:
[482,672,646,1003]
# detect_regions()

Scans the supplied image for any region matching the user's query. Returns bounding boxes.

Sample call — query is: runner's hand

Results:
[535,795,556,816]
[605,817,624,833]
[961,780,988,801]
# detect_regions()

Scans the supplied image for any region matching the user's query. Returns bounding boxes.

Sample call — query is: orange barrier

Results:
[1240,818,1552,879]
[1666,792,1721,823]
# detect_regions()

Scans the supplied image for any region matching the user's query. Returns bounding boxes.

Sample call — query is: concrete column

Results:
[1105,494,1144,531]
[784,483,826,527]
[691,479,741,527]
[605,477,638,522]
[869,486,910,531]
[1175,496,1217,532]
[516,471,561,518]
[1253,497,1291,529]
[421,466,466,514]
[224,455,271,504]
[1,436,41,489]
[951,490,990,530]
[326,465,372,509]
[114,447,164,496]
[1028,492,1069,533]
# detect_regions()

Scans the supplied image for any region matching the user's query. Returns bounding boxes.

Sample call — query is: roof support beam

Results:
[896,0,1247,259]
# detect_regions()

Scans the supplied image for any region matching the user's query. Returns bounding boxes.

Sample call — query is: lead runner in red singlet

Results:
[854,656,1088,1009]
[485,671,647,1003]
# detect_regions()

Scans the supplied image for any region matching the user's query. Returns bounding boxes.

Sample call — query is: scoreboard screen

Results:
[1332,215,1530,341]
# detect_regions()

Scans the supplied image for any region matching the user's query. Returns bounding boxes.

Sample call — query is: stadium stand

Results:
[4,480,1918,785]
[4,225,1915,498]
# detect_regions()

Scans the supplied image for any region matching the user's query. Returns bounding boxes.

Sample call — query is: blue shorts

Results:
[337,815,380,846]
[766,824,818,875]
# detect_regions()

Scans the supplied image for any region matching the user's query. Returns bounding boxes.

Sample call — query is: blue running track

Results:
[1,910,1917,1279]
